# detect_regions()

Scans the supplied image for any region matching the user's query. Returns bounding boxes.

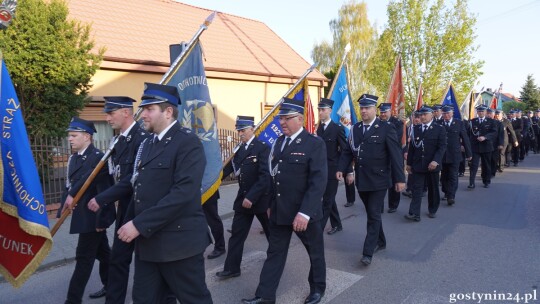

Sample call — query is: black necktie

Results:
[281,137,291,152]
[423,125,428,133]
[153,136,159,144]
[118,135,126,143]
[479,118,483,124]
[363,124,370,134]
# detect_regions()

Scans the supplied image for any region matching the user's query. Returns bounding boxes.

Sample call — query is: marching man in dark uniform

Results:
[61,117,115,304]
[117,83,212,303]
[533,109,540,153]
[486,108,504,178]
[317,98,345,235]
[337,94,405,266]
[86,97,150,303]
[440,105,471,206]
[468,104,497,188]
[216,116,270,280]
[433,105,443,124]
[405,106,447,221]
[510,110,523,166]
[377,102,404,213]
[242,98,327,304]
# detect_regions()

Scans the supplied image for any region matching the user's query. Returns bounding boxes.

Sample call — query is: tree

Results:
[366,0,483,114]
[0,0,104,137]
[502,101,526,114]
[311,1,378,99]
[519,74,540,111]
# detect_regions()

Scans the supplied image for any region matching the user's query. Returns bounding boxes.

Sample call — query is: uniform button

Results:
[359,158,362,160]
[359,165,362,168]
[278,171,280,174]
[136,199,140,203]
[177,225,181,229]
[277,193,280,197]
[137,183,141,187]
[142,167,145,170]
[277,182,280,185]
[360,150,363,152]
[279,160,283,163]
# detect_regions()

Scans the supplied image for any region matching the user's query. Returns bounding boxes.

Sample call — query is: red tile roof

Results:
[66,0,326,81]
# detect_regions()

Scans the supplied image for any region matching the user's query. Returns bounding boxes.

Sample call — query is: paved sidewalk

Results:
[37,182,239,272]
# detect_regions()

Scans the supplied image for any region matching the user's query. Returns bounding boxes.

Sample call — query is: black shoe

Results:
[327,226,342,235]
[374,244,386,253]
[242,297,275,304]
[402,191,412,198]
[427,212,437,218]
[404,214,421,222]
[89,287,106,299]
[468,183,475,189]
[458,173,465,177]
[483,183,490,188]
[447,198,455,206]
[304,292,324,304]
[360,255,372,266]
[207,249,226,259]
[344,202,354,207]
[387,208,397,213]
[216,270,241,279]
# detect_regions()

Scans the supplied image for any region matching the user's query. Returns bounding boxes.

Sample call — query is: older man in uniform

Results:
[117,83,212,303]
[337,94,405,265]
[468,105,498,188]
[532,109,540,153]
[509,110,523,166]
[61,117,115,304]
[377,102,404,213]
[86,97,150,303]
[242,98,327,304]
[317,98,345,235]
[216,116,270,280]
[405,106,447,221]
[440,105,471,206]
[486,108,504,178]
[432,105,443,124]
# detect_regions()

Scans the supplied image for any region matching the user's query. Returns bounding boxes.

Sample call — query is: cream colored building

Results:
[67,0,328,142]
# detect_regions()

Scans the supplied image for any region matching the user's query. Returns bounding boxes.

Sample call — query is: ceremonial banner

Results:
[0,58,52,288]
[329,64,357,137]
[414,83,424,111]
[385,56,406,146]
[257,78,313,145]
[167,41,222,202]
[460,89,473,121]
[441,83,462,120]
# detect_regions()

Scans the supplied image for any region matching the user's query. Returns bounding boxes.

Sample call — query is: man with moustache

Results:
[317,98,345,235]
[216,116,270,280]
[117,83,212,303]
[337,94,405,265]
[86,97,150,303]
[439,105,471,206]
[468,105,498,188]
[405,106,447,221]
[242,98,327,304]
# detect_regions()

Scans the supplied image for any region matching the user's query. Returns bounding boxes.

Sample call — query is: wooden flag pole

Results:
[51,11,217,236]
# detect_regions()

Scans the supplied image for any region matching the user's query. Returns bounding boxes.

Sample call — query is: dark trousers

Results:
[65,231,110,304]
[387,186,401,209]
[321,179,342,229]
[470,152,492,185]
[459,152,466,174]
[223,211,269,273]
[441,162,459,199]
[255,220,326,300]
[520,138,527,159]
[203,195,225,251]
[491,149,499,176]
[409,171,440,216]
[105,230,134,304]
[358,190,386,257]
[345,181,356,203]
[132,253,212,304]
[512,141,522,164]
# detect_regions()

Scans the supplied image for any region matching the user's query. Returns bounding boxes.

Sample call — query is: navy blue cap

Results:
[140,83,180,107]
[432,105,442,111]
[66,117,97,135]
[495,110,501,114]
[418,106,433,114]
[516,109,522,113]
[318,98,334,109]
[486,108,495,113]
[278,98,304,116]
[475,104,488,111]
[441,105,454,113]
[235,115,255,130]
[103,96,135,113]
[509,109,516,114]
[413,111,421,117]
[358,94,378,107]
[535,109,540,113]
[378,103,392,112]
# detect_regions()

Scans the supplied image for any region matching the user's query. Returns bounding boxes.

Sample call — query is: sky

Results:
[178,0,540,96]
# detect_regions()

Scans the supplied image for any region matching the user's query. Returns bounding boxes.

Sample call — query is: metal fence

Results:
[29,129,240,206]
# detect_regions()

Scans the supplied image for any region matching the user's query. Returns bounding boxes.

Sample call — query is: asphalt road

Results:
[1,154,539,304]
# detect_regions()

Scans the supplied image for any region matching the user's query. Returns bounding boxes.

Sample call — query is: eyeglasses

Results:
[279,115,299,121]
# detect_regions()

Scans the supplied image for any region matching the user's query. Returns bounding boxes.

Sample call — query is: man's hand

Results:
[514,141,519,147]
[62,195,74,213]
[477,136,486,142]
[292,213,309,232]
[242,198,253,209]
[117,220,140,243]
[336,171,343,181]
[346,174,354,185]
[466,157,472,161]
[394,182,406,192]
[428,161,439,171]
[406,165,412,174]
[498,145,504,150]
[404,152,408,160]
[88,198,100,212]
